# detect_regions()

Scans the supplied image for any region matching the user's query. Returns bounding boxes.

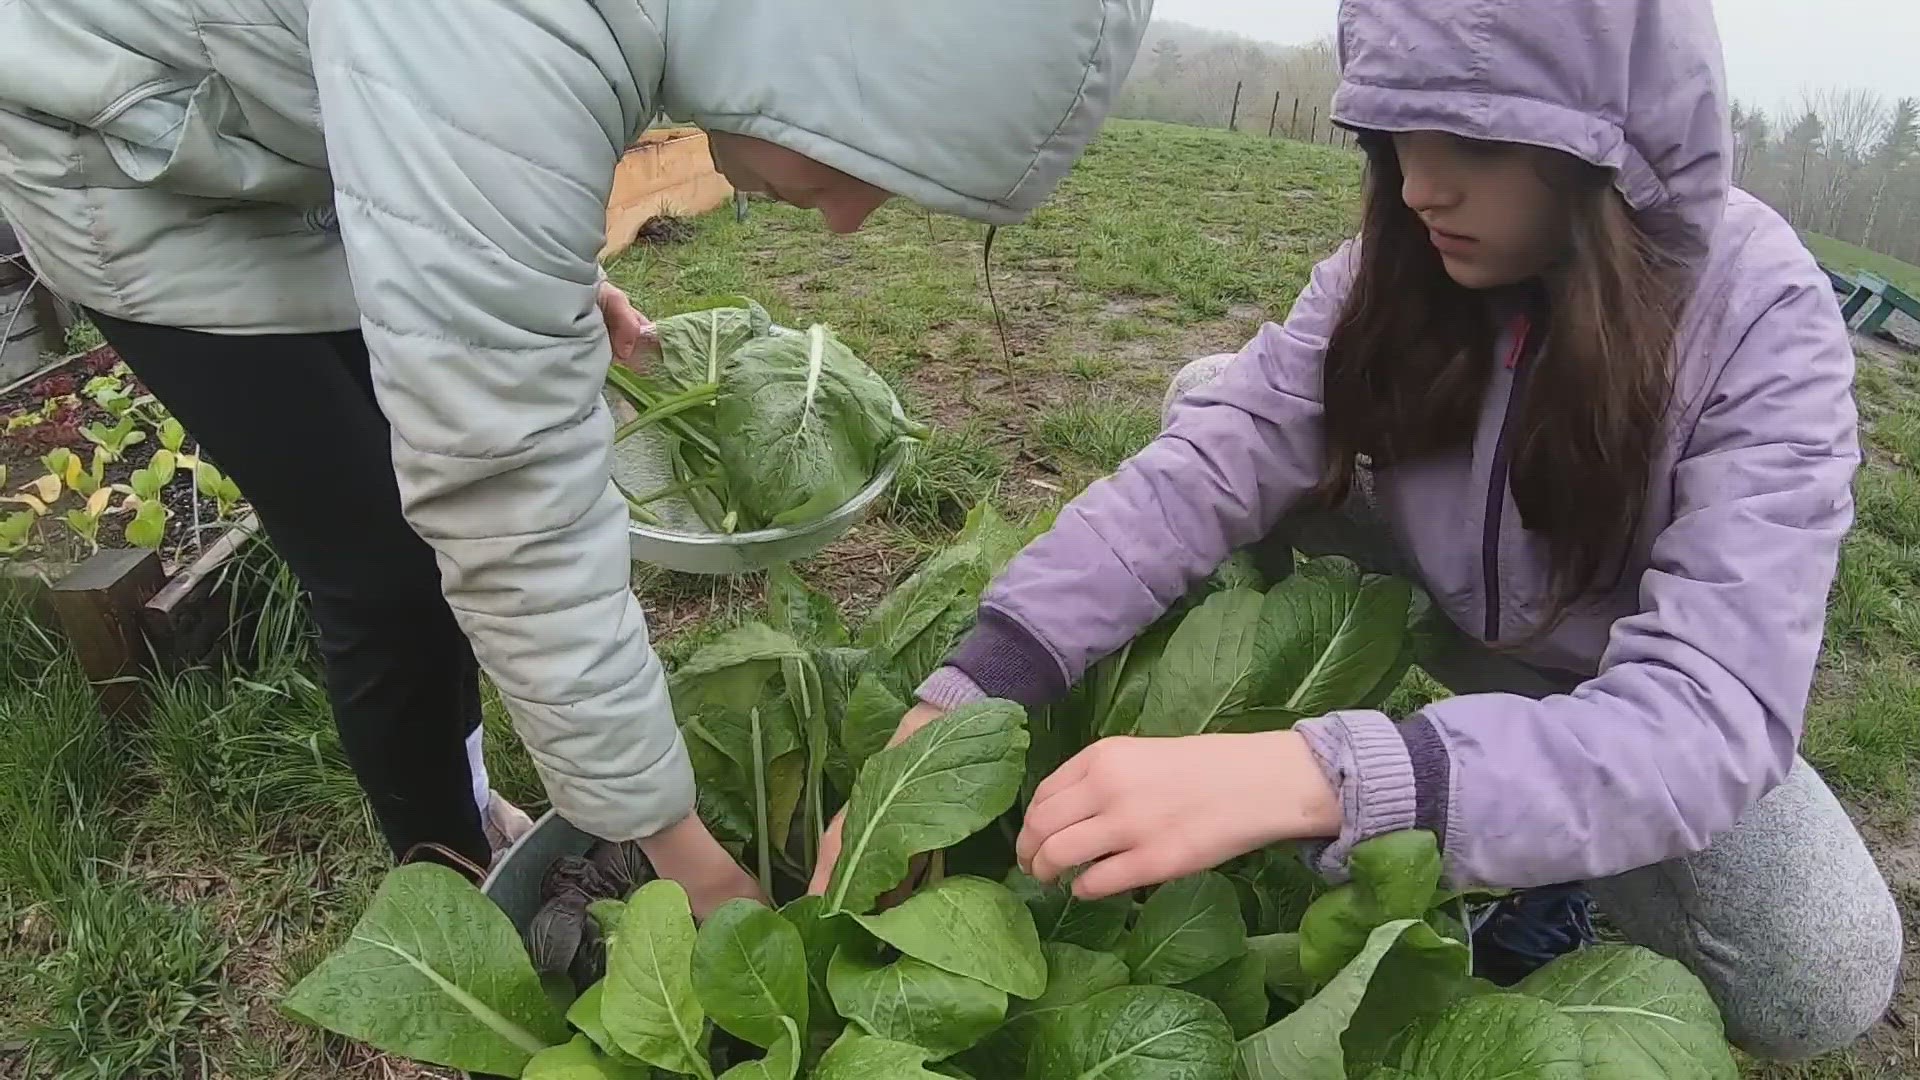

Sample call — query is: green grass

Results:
[1803,232,1920,296]
[1033,394,1160,474]
[4,118,1916,1077]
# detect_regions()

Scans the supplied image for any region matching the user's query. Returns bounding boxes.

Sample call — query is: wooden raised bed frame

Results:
[10,512,261,716]
[602,127,735,260]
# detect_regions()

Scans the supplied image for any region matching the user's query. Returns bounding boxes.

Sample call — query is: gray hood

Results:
[654,0,1152,225]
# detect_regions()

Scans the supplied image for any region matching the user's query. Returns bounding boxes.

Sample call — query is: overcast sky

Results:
[1154,0,1920,114]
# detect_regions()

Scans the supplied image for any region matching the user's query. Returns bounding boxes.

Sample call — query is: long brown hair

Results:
[1317,135,1684,634]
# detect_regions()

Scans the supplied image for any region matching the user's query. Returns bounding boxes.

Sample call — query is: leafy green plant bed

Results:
[0,345,246,571]
[285,507,1740,1078]
[606,301,928,535]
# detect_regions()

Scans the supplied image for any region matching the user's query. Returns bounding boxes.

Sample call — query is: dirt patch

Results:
[635,214,697,246]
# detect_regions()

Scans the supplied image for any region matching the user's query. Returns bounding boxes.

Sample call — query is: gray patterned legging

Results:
[1166,354,1901,1061]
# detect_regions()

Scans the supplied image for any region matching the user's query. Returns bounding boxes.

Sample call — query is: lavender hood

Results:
[927,0,1860,889]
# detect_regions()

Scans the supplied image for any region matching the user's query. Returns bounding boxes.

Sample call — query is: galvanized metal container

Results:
[467,811,595,1080]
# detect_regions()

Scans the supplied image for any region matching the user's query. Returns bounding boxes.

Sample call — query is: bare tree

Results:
[1864,99,1919,250]
[1801,88,1887,234]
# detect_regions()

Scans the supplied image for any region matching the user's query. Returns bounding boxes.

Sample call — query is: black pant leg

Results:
[87,311,490,869]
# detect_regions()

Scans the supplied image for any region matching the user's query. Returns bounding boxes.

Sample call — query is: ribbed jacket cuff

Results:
[1296,709,1420,882]
[1399,715,1451,841]
[915,666,991,709]
[944,606,1070,707]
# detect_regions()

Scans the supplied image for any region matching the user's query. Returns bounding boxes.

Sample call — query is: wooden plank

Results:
[140,514,261,668]
[49,548,166,717]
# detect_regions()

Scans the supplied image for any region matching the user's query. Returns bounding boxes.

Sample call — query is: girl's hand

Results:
[598,280,658,369]
[808,701,947,897]
[1017,731,1342,901]
[638,812,764,919]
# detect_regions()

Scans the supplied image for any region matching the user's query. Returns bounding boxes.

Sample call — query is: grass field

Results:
[1804,231,1920,297]
[2,119,1916,1078]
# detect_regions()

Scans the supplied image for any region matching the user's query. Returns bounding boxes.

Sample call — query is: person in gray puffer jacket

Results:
[0,0,1150,914]
[813,0,1902,1062]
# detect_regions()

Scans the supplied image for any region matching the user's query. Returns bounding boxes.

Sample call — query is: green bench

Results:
[1839,271,1920,337]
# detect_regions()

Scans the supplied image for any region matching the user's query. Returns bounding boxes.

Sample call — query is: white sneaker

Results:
[483,790,535,854]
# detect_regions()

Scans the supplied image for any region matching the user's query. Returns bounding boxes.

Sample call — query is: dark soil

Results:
[0,346,240,572]
[637,215,697,246]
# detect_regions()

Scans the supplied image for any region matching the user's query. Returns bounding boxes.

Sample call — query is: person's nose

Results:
[1400,154,1464,217]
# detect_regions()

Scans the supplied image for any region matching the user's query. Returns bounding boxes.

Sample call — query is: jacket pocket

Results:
[99,73,330,208]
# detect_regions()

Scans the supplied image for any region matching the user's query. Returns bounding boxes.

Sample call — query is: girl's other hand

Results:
[599,280,658,369]
[1017,731,1342,900]
[808,701,948,897]
[638,811,764,919]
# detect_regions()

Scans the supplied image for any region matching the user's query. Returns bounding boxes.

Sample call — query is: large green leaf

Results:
[718,324,918,529]
[1236,919,1433,1080]
[1385,994,1585,1078]
[1247,933,1314,1006]
[1339,923,1491,1077]
[1516,945,1739,1080]
[823,700,1029,915]
[653,301,773,389]
[602,880,713,1079]
[282,864,569,1078]
[855,507,1016,694]
[765,564,850,647]
[957,500,1030,570]
[1121,871,1248,986]
[813,1031,949,1079]
[1176,949,1267,1039]
[1255,561,1412,716]
[1085,616,1178,738]
[779,896,868,1043]
[524,1034,654,1079]
[692,899,808,1049]
[841,672,908,774]
[1025,985,1235,1080]
[851,875,1047,998]
[717,1017,802,1080]
[672,624,809,705]
[1131,589,1274,736]
[858,547,983,662]
[953,943,1131,1078]
[828,939,1008,1058]
[1298,831,1443,983]
[566,982,654,1070]
[1223,848,1327,936]
[1006,869,1132,951]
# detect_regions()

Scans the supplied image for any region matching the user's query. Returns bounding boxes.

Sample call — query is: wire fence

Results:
[1218,81,1352,149]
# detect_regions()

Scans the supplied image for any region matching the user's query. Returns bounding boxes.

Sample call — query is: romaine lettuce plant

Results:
[285,510,1739,1078]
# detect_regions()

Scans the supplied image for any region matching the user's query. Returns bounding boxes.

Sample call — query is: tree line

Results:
[1118,21,1920,269]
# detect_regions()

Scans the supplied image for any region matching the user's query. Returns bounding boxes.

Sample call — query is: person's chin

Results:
[1439,254,1512,291]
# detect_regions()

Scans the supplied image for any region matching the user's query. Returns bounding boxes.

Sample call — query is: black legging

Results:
[89,311,491,870]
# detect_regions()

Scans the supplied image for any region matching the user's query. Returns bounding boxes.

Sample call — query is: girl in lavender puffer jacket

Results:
[812,0,1902,1062]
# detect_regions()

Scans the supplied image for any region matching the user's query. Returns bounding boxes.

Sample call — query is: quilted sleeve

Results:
[309,0,691,841]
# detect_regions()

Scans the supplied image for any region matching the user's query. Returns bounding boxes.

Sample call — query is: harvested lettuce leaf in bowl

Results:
[605,301,927,574]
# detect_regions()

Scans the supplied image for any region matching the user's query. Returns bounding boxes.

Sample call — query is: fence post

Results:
[1308,106,1319,144]
[1290,98,1300,139]
[1227,81,1243,132]
[1267,92,1281,138]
